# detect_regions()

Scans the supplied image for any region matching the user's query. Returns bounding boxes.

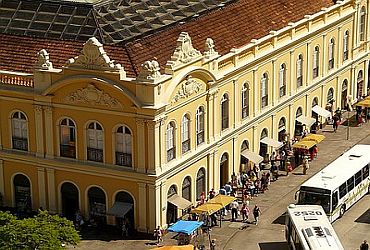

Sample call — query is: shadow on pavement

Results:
[355,208,370,224]
[272,212,286,225]
[341,114,359,127]
[258,242,289,250]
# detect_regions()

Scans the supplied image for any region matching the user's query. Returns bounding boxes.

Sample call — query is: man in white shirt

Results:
[230,200,239,222]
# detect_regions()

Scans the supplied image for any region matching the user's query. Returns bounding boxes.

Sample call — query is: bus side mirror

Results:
[294,191,299,201]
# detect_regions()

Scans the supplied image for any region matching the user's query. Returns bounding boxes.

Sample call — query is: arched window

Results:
[313,46,320,78]
[360,7,366,41]
[296,55,303,87]
[261,73,268,108]
[241,140,249,151]
[296,107,303,118]
[343,31,349,61]
[327,88,334,103]
[60,118,76,158]
[87,122,104,162]
[261,128,268,139]
[357,71,364,99]
[11,111,28,151]
[13,174,31,211]
[196,168,206,200]
[279,64,286,97]
[196,107,205,145]
[182,177,191,202]
[278,117,286,132]
[115,125,132,167]
[166,122,176,162]
[181,114,190,154]
[221,94,229,130]
[312,97,319,107]
[241,83,250,118]
[278,117,286,142]
[87,187,106,222]
[328,38,335,70]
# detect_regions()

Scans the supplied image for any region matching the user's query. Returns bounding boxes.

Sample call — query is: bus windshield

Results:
[298,191,331,214]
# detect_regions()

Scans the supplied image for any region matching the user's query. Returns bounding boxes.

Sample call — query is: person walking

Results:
[333,115,339,132]
[302,155,309,175]
[230,199,239,222]
[154,226,163,245]
[253,205,261,225]
[241,203,250,223]
[360,240,369,250]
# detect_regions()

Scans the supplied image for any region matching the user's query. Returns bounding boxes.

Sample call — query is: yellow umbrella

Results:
[356,99,370,108]
[292,140,316,150]
[208,194,236,207]
[151,245,194,250]
[301,134,325,143]
[191,203,223,215]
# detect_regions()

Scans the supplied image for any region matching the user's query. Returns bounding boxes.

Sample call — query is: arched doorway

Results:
[196,168,206,200]
[167,185,177,225]
[278,118,286,142]
[61,182,79,220]
[88,186,106,225]
[13,174,32,212]
[115,191,135,234]
[240,140,249,172]
[341,80,348,110]
[357,70,364,99]
[311,98,319,131]
[295,107,303,136]
[219,153,229,187]
[259,129,268,160]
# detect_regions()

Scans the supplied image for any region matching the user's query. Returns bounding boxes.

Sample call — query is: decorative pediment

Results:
[65,84,122,108]
[137,60,161,81]
[165,32,202,71]
[66,37,124,73]
[204,38,218,59]
[34,49,53,70]
[171,76,204,103]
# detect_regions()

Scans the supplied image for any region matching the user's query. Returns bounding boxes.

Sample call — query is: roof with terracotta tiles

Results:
[0,0,335,78]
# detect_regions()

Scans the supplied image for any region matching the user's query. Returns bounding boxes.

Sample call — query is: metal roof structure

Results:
[0,0,235,44]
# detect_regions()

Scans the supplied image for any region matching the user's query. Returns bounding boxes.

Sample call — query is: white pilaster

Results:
[147,121,156,174]
[271,59,276,106]
[37,167,47,210]
[0,160,4,206]
[252,68,258,116]
[160,181,167,227]
[138,182,147,232]
[43,106,54,158]
[46,168,56,213]
[136,119,146,173]
[322,34,327,77]
[289,50,295,95]
[148,184,161,230]
[207,92,215,142]
[34,105,44,157]
[207,152,214,191]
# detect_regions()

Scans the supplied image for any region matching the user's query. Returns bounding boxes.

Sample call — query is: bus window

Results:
[363,165,369,179]
[339,183,347,199]
[355,170,362,186]
[347,177,354,192]
[332,191,338,211]
[298,192,331,213]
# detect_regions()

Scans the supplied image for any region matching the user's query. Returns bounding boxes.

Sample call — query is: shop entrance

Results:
[61,182,79,220]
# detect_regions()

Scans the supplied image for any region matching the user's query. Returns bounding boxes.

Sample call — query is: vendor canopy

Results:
[260,137,283,148]
[168,220,204,235]
[168,194,192,210]
[241,149,263,164]
[292,140,316,150]
[208,194,236,207]
[296,116,316,127]
[356,99,370,108]
[191,203,223,215]
[106,202,133,218]
[301,134,325,143]
[312,105,331,118]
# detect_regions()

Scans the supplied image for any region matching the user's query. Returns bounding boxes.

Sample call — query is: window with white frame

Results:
[87,122,103,162]
[115,125,132,167]
[313,46,320,78]
[182,177,191,201]
[279,64,286,97]
[261,73,268,108]
[196,107,205,145]
[221,94,229,130]
[11,111,28,151]
[242,83,249,118]
[60,118,76,158]
[343,31,349,61]
[181,114,190,154]
[296,55,303,87]
[328,38,335,70]
[360,7,366,41]
[327,88,334,103]
[166,122,176,162]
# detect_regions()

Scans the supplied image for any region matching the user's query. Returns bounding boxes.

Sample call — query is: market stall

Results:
[168,220,204,246]
[301,134,325,144]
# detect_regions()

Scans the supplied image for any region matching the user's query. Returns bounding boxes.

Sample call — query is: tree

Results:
[0,210,80,250]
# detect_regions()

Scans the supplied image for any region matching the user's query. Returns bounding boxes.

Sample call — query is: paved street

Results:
[72,112,370,250]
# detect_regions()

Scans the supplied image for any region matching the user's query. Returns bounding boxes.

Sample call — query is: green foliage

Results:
[0,210,80,250]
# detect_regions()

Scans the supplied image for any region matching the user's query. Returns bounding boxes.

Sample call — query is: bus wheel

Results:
[339,206,346,218]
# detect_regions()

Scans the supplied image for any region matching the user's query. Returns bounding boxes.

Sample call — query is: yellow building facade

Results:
[0,0,369,232]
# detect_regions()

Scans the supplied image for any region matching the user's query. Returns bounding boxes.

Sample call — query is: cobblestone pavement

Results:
[70,111,370,250]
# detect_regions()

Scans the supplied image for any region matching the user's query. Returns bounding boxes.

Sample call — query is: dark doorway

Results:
[220,153,229,187]
[13,174,31,212]
[115,191,135,234]
[61,182,79,220]
[88,186,106,225]
[259,129,268,160]
[167,185,177,225]
[341,80,348,109]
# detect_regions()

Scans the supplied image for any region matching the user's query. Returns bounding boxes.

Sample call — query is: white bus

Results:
[285,204,344,250]
[295,144,370,222]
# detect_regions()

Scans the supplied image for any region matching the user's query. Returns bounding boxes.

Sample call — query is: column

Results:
[271,114,276,140]
[233,79,239,127]
[289,50,295,95]
[0,112,3,150]
[271,59,276,106]
[159,118,166,169]
[232,136,238,175]
[148,184,161,230]
[0,160,4,206]
[306,42,312,86]
[212,90,219,139]
[337,27,342,68]
[252,68,258,116]
[336,76,341,110]
[305,95,309,116]
[206,92,214,142]
[288,104,294,138]
[43,106,54,158]
[138,183,147,232]
[46,168,56,213]
[37,167,47,210]
[213,150,219,190]
[207,152,214,191]
[351,66,356,99]
[160,181,167,227]
[322,34,327,77]
[34,105,44,157]
[364,60,369,95]
[252,126,258,153]
[136,119,146,173]
[147,121,156,174]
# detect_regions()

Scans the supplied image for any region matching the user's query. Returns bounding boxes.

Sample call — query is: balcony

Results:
[60,144,76,158]
[115,152,132,167]
[87,148,103,162]
[12,137,28,151]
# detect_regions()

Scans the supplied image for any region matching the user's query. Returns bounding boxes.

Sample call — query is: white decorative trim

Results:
[34,49,53,70]
[166,32,202,70]
[66,37,124,73]
[204,38,218,59]
[65,84,122,108]
[171,76,203,103]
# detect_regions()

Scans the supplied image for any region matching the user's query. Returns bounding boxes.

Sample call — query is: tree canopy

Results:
[0,210,80,250]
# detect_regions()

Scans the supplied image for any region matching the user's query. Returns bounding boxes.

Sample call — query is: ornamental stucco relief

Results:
[65,84,122,108]
[171,76,203,103]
